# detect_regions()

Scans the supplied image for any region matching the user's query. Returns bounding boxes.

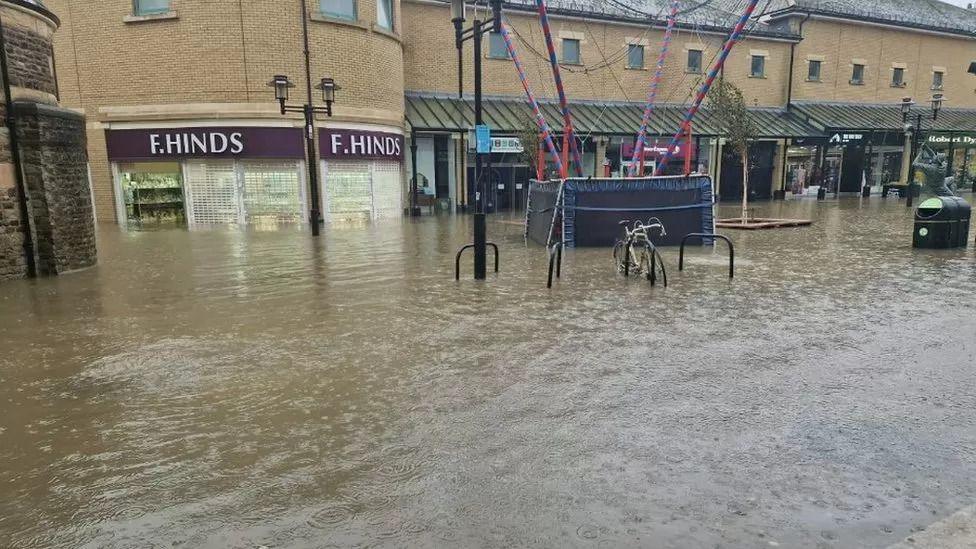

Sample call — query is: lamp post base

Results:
[473,212,487,280]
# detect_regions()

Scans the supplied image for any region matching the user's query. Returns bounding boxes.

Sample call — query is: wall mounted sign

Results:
[106,127,305,160]
[319,129,404,161]
[491,137,523,153]
[621,139,687,160]
[828,132,864,145]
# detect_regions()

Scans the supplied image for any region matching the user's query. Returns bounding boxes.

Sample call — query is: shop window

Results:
[687,49,703,73]
[321,0,356,21]
[627,44,644,69]
[807,60,822,82]
[324,160,402,222]
[488,32,510,59]
[376,0,393,30]
[562,38,581,65]
[932,70,944,90]
[118,161,185,226]
[750,55,766,78]
[892,67,906,87]
[133,0,170,15]
[850,63,865,85]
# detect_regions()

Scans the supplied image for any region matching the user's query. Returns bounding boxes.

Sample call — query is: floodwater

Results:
[1,198,975,549]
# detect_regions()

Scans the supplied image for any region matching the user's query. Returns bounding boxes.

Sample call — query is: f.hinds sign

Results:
[320,129,404,161]
[106,127,304,161]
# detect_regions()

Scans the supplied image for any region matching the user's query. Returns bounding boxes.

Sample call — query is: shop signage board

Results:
[621,139,687,159]
[491,137,523,153]
[476,125,491,153]
[106,127,305,160]
[828,132,864,145]
[319,129,404,161]
[928,132,976,148]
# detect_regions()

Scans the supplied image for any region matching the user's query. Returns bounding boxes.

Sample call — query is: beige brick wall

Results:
[790,18,976,108]
[402,1,792,107]
[46,0,405,222]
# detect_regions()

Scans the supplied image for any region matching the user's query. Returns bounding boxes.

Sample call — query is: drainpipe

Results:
[0,12,37,278]
[786,12,812,107]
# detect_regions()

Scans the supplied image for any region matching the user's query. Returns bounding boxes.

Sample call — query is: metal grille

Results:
[242,161,305,224]
[184,160,240,226]
[371,161,403,219]
[324,160,372,223]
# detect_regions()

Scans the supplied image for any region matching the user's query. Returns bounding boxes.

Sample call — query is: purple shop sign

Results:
[106,127,305,161]
[320,129,404,162]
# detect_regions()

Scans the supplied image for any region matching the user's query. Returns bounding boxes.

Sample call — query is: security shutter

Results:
[241,160,306,224]
[184,160,241,226]
[324,160,372,223]
[371,161,403,219]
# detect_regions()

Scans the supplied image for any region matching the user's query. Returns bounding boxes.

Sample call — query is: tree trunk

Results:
[740,149,749,222]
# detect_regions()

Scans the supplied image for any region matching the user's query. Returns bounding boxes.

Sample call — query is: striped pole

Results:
[500,23,565,178]
[628,0,680,178]
[653,0,761,177]
[535,0,584,177]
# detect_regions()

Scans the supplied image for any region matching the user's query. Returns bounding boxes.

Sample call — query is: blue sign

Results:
[476,125,491,154]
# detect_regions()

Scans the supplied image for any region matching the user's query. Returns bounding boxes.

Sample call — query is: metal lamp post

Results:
[268,75,339,236]
[901,94,943,208]
[452,0,502,280]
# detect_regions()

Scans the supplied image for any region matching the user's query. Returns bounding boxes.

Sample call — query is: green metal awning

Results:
[791,101,976,133]
[405,92,823,138]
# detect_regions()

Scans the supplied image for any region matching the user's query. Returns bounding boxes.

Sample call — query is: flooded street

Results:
[2,198,975,548]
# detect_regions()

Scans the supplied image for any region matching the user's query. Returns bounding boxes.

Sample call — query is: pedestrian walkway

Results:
[889,506,976,549]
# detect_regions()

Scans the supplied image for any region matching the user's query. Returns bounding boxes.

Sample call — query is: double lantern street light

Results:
[267,74,340,236]
[900,93,944,207]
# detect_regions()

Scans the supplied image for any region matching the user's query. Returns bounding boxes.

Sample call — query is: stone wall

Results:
[3,23,57,96]
[13,101,94,276]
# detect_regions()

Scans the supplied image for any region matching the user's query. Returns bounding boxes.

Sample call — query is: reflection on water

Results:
[1,198,975,548]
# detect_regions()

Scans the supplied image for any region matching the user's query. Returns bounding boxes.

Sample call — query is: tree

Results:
[516,119,543,180]
[708,80,758,222]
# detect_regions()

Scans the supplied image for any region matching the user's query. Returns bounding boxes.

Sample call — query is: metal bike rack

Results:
[678,233,734,279]
[455,243,499,280]
[547,242,563,288]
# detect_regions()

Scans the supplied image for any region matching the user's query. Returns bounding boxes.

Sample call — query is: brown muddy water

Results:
[1,198,975,548]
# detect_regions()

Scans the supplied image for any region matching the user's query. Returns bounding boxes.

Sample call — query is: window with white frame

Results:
[750,55,766,78]
[807,60,822,81]
[321,0,356,20]
[133,0,170,15]
[376,0,393,30]
[687,49,703,73]
[562,38,581,65]
[892,67,906,87]
[932,70,944,90]
[627,44,644,69]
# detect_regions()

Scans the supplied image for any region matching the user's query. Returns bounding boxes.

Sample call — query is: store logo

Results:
[320,130,404,161]
[829,133,863,144]
[149,132,245,155]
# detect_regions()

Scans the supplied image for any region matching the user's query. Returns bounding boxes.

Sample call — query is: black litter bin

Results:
[914,197,960,249]
[951,197,972,247]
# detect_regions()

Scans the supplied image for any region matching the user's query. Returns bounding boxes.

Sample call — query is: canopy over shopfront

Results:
[790,101,976,133]
[405,92,822,138]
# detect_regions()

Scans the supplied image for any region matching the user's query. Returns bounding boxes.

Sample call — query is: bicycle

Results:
[612,218,668,286]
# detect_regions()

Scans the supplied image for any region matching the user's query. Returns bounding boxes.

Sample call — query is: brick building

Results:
[44,0,976,227]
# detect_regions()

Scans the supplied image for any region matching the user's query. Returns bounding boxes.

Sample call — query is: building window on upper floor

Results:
[750,55,766,78]
[133,0,170,15]
[376,0,393,30]
[687,49,702,73]
[321,0,356,21]
[850,63,865,85]
[562,38,581,65]
[892,67,906,88]
[807,60,822,82]
[932,70,944,90]
[488,32,510,59]
[627,45,644,69]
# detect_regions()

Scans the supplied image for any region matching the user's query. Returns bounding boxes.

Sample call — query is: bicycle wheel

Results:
[612,240,627,273]
[635,245,653,281]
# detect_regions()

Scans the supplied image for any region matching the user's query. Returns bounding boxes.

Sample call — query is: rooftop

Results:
[459,0,800,40]
[764,0,976,38]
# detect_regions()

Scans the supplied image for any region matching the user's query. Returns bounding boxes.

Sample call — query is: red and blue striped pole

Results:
[500,23,565,178]
[535,0,584,178]
[653,0,761,177]
[628,0,679,178]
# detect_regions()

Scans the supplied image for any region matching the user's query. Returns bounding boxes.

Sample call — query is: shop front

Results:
[107,126,308,229]
[319,128,405,223]
[926,132,976,191]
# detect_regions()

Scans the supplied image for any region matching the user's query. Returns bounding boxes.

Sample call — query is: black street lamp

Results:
[452,0,502,280]
[901,94,944,208]
[268,0,340,237]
